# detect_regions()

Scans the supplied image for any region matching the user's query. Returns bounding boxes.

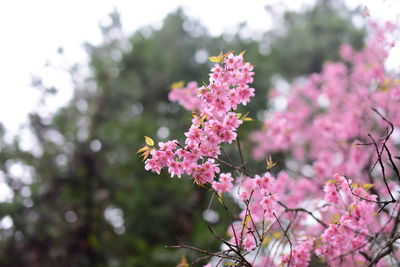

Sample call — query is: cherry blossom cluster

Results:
[226,172,281,252]
[242,171,381,267]
[280,238,314,267]
[252,21,400,187]
[145,52,255,185]
[142,21,400,267]
[316,174,378,265]
[168,81,203,111]
[246,21,400,266]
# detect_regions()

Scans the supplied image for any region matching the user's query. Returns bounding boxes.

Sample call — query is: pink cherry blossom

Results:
[142,21,400,266]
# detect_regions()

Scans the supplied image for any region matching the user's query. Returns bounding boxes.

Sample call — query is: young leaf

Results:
[362,183,374,190]
[209,52,223,63]
[137,145,153,161]
[170,81,185,90]
[137,146,149,154]
[192,111,200,118]
[241,214,251,227]
[193,179,209,190]
[272,231,282,239]
[243,117,254,122]
[217,192,223,204]
[141,149,151,161]
[266,155,277,170]
[176,255,189,267]
[261,235,272,246]
[240,111,253,122]
[144,136,154,147]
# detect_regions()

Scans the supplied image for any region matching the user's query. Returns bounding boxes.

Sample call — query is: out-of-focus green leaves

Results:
[269,0,365,80]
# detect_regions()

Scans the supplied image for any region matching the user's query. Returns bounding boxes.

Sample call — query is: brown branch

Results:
[368,134,395,202]
[343,176,395,205]
[236,133,247,174]
[165,244,237,261]
[207,226,252,267]
[367,232,400,267]
[209,156,252,177]
[214,191,240,251]
[273,212,293,267]
[383,143,400,183]
[277,200,328,228]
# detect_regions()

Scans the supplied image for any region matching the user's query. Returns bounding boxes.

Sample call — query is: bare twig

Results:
[277,200,328,228]
[236,133,247,174]
[166,244,237,261]
[273,212,293,267]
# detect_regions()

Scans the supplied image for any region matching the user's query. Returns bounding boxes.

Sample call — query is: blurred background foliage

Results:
[0,1,364,266]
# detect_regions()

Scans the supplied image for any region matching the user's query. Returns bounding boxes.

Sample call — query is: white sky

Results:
[0,0,399,136]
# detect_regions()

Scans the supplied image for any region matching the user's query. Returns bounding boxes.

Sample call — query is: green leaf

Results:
[362,183,374,190]
[170,81,185,90]
[144,136,154,146]
[209,53,223,63]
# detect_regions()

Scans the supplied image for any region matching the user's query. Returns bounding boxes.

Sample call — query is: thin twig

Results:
[277,200,328,228]
[236,133,247,174]
[273,212,292,267]
[368,134,395,201]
